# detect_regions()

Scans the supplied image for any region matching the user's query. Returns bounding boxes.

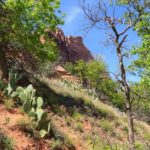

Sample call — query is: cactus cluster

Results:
[12,84,50,138]
[4,70,21,96]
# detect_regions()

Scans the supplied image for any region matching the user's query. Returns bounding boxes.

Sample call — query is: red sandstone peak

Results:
[49,28,94,63]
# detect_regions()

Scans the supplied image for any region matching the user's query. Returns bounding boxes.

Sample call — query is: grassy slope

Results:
[36,77,150,150]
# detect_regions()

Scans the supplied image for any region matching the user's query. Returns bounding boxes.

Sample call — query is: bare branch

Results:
[119,26,132,36]
[119,34,128,48]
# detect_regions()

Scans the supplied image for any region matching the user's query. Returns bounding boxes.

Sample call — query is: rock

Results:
[55,65,80,83]
[49,28,94,63]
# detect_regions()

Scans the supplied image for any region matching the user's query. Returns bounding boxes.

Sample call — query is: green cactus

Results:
[4,70,22,96]
[39,122,51,138]
[37,97,43,108]
[23,102,31,114]
[11,84,50,138]
[36,108,44,121]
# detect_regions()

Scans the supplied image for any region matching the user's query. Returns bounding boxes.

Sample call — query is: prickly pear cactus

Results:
[11,84,50,138]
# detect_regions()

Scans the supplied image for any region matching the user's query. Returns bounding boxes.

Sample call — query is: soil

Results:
[0,104,50,150]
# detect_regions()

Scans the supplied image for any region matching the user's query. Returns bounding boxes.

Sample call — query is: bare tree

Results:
[81,0,137,149]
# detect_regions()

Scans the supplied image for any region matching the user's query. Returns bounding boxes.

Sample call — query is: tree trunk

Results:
[116,46,135,150]
[125,89,135,150]
[127,106,135,150]
[0,47,8,79]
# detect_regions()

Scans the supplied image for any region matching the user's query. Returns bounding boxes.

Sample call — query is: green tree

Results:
[132,13,150,80]
[86,60,106,88]
[0,0,63,79]
[74,60,88,86]
[118,0,150,120]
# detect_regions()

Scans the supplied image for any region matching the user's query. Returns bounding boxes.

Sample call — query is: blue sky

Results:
[59,0,141,82]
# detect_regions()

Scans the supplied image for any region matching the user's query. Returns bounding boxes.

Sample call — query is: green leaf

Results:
[7,84,13,95]
[47,122,51,132]
[16,86,24,93]
[37,97,43,108]
[19,92,28,102]
[36,108,44,121]
[23,102,31,114]
[39,130,47,138]
[26,84,33,94]
[11,91,18,98]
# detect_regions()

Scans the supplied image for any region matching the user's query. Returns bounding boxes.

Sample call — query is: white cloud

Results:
[65,7,82,24]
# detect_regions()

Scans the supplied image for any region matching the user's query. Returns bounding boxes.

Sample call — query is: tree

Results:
[65,60,122,106]
[117,0,150,121]
[116,1,150,78]
[0,0,63,79]
[81,0,139,149]
[131,9,150,82]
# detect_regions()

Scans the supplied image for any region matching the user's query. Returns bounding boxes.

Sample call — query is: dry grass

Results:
[36,77,150,149]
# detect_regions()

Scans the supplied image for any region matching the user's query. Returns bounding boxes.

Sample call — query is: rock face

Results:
[55,65,80,83]
[49,28,94,63]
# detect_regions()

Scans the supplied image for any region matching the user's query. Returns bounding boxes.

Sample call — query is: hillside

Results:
[0,76,150,150]
[1,1,150,150]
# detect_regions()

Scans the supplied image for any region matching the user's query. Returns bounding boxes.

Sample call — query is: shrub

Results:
[99,120,113,132]
[17,118,38,138]
[0,129,15,150]
[53,105,67,116]
[76,122,84,132]
[144,133,150,141]
[135,142,145,150]
[3,99,14,110]
[71,111,83,121]
[0,80,6,91]
[51,139,64,150]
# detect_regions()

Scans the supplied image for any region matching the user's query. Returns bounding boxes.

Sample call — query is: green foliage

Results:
[76,122,83,132]
[50,122,75,150]
[131,12,150,78]
[12,84,50,138]
[51,138,75,150]
[17,118,39,138]
[4,70,21,96]
[64,60,124,110]
[99,120,113,132]
[64,62,75,74]
[51,139,64,150]
[0,79,6,91]
[130,81,150,122]
[71,111,83,121]
[53,105,67,116]
[3,98,14,110]
[0,129,15,150]
[135,142,145,150]
[144,133,150,141]
[0,0,63,68]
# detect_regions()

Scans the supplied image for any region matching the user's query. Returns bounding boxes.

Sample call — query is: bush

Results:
[0,129,15,150]
[17,118,38,138]
[0,80,6,91]
[71,111,84,121]
[3,99,14,110]
[99,120,113,132]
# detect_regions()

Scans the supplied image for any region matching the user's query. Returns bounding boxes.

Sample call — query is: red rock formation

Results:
[55,65,80,83]
[49,28,94,63]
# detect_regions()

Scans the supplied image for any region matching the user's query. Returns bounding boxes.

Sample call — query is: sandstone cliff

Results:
[48,28,94,63]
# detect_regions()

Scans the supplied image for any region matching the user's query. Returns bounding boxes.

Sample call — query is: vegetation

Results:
[0,0,63,79]
[81,0,150,149]
[0,129,15,150]
[0,0,150,150]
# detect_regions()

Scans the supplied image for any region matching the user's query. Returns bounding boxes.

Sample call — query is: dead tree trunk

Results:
[81,1,135,149]
[116,46,135,150]
[0,47,8,79]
